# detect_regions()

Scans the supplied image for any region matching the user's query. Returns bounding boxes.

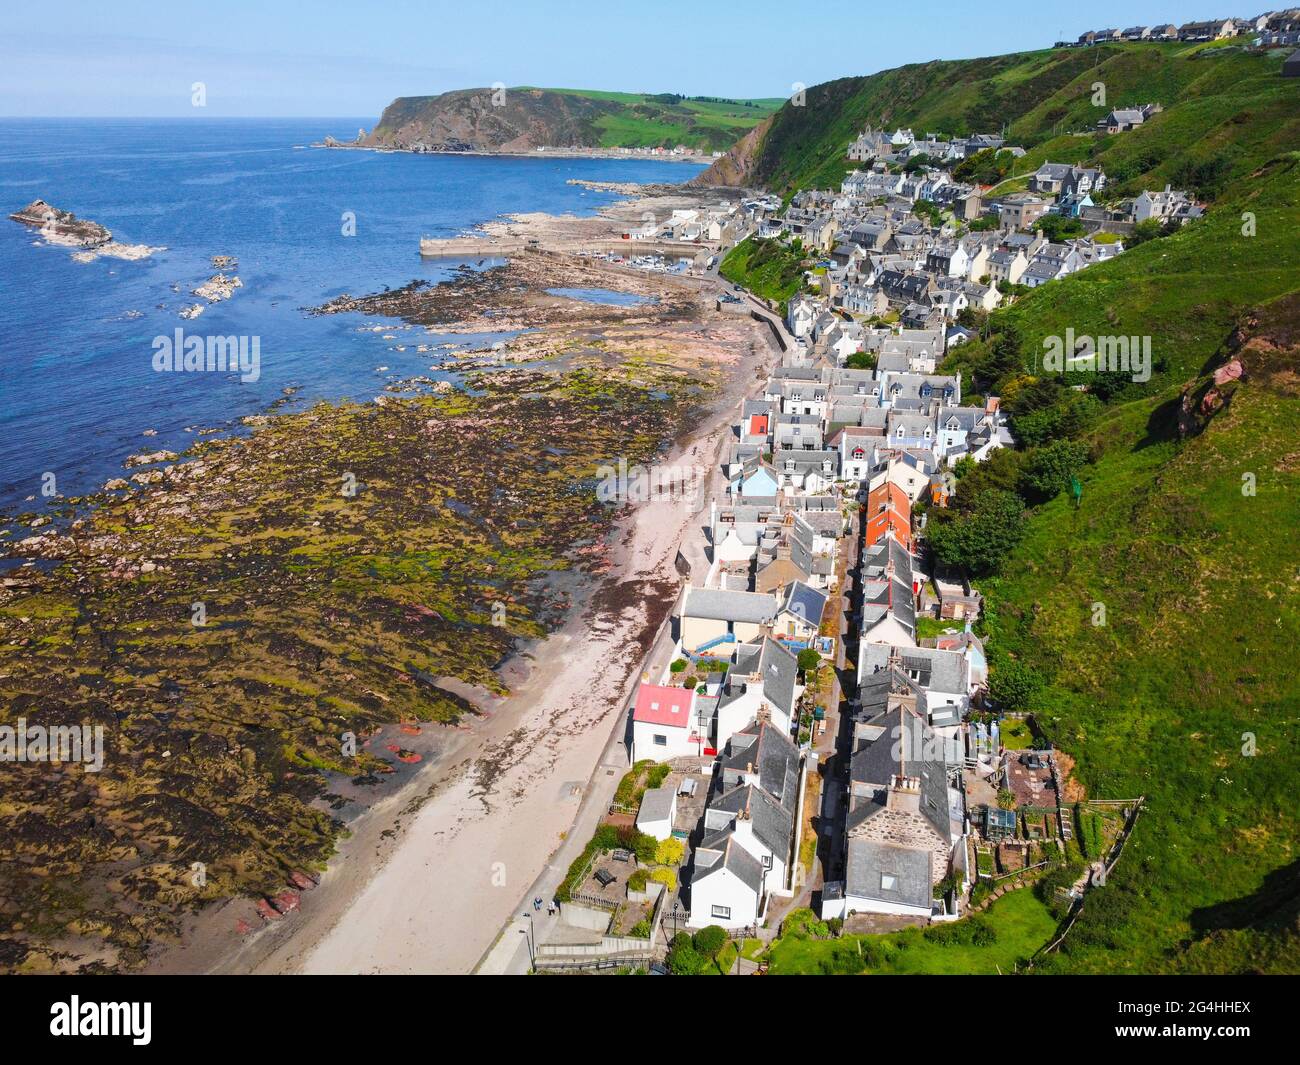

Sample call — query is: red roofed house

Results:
[631,683,702,762]
[865,482,913,551]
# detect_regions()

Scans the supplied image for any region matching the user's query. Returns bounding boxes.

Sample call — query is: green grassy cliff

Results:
[700,41,1299,197]
[365,87,781,153]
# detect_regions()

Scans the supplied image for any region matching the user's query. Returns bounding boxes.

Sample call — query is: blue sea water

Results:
[545,286,657,306]
[0,118,704,514]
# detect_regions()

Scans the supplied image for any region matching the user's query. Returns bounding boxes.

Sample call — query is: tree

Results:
[988,659,1043,712]
[1125,218,1165,247]
[844,350,877,371]
[954,147,1014,185]
[796,648,821,674]
[692,925,728,958]
[1035,214,1084,242]
[984,321,1025,382]
[927,488,1026,576]
[666,932,704,974]
[1019,439,1090,503]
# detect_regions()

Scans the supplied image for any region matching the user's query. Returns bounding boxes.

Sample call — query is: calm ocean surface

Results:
[0,118,704,513]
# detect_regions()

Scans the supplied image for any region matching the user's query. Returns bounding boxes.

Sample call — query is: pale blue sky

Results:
[0,1,1229,117]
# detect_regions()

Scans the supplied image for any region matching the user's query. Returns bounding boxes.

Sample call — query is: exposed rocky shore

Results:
[0,233,767,974]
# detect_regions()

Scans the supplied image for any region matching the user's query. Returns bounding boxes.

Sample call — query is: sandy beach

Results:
[193,313,769,975]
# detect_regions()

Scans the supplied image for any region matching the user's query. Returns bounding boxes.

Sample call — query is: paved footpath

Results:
[473,603,681,974]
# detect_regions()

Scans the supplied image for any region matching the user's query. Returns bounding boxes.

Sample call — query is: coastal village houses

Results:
[605,97,1212,939]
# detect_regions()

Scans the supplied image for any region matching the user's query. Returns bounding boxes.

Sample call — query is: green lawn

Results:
[916,615,962,640]
[999,718,1035,750]
[765,890,1057,975]
[701,937,764,975]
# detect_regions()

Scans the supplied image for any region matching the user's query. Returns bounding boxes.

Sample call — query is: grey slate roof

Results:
[848,702,951,841]
[780,579,827,627]
[725,637,799,719]
[710,783,794,860]
[846,839,932,910]
[637,785,676,825]
[683,587,778,624]
[859,642,967,694]
[719,719,801,813]
[774,449,840,476]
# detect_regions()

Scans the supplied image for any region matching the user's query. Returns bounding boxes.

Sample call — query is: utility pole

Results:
[519,912,536,972]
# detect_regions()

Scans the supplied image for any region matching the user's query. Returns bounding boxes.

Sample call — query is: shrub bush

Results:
[655,837,685,866]
[666,932,703,975]
[692,925,728,958]
[616,825,659,864]
[781,907,830,940]
[923,914,998,947]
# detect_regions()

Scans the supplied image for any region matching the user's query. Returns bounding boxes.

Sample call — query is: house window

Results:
[762,855,773,870]
[653,734,667,746]
[881,874,897,891]
[711,904,731,920]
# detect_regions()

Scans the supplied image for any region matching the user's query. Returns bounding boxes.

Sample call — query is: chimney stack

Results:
[887,773,922,814]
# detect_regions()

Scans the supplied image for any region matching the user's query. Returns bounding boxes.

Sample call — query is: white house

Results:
[690,837,766,929]
[786,295,818,339]
[630,683,702,762]
[713,636,801,747]
[838,426,879,483]
[689,721,803,929]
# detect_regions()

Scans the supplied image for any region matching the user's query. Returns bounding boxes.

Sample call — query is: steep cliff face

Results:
[362,88,779,153]
[688,116,773,187]
[364,88,608,151]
